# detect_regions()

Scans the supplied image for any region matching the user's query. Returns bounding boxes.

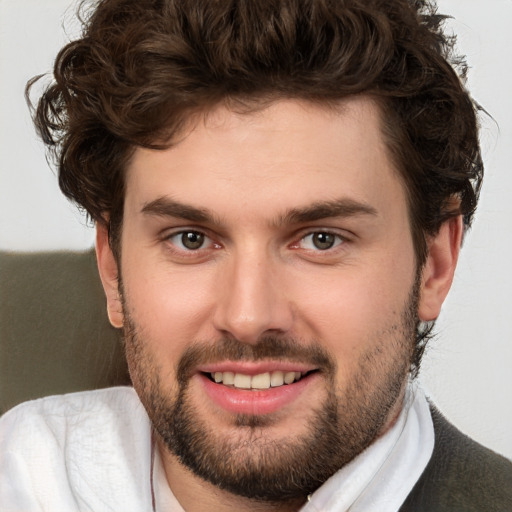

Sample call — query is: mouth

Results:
[196,364,321,416]
[204,369,316,390]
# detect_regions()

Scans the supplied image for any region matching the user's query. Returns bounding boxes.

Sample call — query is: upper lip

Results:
[196,361,318,375]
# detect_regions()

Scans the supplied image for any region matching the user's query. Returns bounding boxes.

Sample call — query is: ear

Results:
[95,223,124,328]
[418,216,463,322]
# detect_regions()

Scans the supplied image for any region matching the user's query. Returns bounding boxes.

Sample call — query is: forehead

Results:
[124,97,407,225]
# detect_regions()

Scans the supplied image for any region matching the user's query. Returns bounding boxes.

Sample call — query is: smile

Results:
[198,366,320,415]
[208,370,306,390]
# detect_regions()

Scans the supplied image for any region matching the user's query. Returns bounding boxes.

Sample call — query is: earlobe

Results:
[418,216,463,322]
[95,224,124,329]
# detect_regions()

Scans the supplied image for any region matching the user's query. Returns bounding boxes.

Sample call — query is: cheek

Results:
[291,260,415,360]
[121,257,219,351]
[297,282,385,352]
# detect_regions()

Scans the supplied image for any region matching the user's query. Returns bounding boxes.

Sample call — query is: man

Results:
[0,0,511,510]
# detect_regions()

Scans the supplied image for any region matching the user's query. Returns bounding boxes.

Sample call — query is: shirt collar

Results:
[300,380,434,512]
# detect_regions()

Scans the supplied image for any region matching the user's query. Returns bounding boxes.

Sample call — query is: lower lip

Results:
[197,372,318,415]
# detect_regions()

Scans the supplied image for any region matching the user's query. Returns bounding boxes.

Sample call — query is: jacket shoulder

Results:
[400,407,512,512]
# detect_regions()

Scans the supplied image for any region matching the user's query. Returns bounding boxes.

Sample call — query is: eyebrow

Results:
[279,199,378,225]
[141,196,378,226]
[141,197,215,223]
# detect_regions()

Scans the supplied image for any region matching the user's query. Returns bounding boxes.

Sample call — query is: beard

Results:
[121,283,418,505]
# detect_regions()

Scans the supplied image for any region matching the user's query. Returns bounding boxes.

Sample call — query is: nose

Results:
[212,249,294,344]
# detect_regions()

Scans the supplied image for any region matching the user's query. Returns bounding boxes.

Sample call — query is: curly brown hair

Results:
[27,0,483,373]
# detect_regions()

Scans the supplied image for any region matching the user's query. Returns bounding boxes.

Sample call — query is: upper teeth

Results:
[211,371,303,390]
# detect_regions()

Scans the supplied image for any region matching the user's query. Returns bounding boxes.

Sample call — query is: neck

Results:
[376,380,409,439]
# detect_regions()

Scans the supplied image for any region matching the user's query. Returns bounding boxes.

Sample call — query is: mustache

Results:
[176,336,336,384]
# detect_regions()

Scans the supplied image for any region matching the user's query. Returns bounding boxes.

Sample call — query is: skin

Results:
[96,97,462,512]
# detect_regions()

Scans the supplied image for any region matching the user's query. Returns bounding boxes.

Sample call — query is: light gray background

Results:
[1,0,511,458]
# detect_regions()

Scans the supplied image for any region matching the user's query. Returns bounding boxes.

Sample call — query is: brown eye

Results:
[312,232,337,250]
[181,231,205,250]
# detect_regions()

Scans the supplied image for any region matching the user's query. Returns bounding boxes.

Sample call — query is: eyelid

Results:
[292,227,350,244]
[161,225,210,240]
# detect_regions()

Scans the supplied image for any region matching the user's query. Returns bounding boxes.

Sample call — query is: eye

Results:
[299,231,343,251]
[168,230,209,251]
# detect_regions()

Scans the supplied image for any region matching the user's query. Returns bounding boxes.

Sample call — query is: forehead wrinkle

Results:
[274,199,379,227]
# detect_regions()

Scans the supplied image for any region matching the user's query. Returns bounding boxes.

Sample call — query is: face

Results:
[99,98,435,504]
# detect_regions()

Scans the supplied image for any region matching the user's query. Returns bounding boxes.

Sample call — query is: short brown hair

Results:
[28,0,484,372]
